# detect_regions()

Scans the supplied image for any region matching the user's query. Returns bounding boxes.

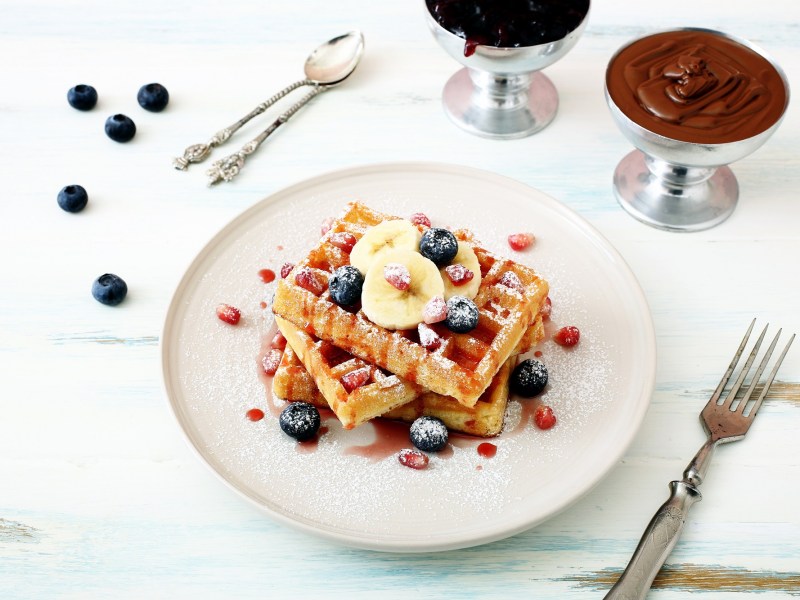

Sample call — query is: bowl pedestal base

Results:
[442,67,558,139]
[612,150,739,232]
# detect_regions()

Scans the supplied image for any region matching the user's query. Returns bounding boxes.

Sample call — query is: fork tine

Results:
[736,328,782,414]
[744,333,795,418]
[720,323,768,409]
[708,318,756,406]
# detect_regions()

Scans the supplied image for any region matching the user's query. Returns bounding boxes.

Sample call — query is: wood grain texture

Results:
[569,564,800,594]
[1,0,798,598]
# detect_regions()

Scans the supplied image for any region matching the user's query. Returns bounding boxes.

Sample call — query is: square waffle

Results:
[271,202,549,407]
[273,315,545,435]
[274,315,423,428]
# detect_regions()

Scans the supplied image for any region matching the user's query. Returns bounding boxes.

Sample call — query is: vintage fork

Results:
[605,320,794,600]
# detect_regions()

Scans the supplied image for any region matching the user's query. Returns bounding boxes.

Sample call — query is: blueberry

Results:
[67,84,97,111]
[91,273,128,306]
[328,265,363,306]
[510,358,548,397]
[279,402,321,441]
[137,83,169,112]
[419,228,458,266]
[445,295,479,333]
[57,185,88,213]
[104,114,136,142]
[409,416,449,452]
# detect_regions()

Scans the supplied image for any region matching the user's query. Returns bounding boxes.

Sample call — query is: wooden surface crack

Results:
[48,332,159,346]
[0,518,41,543]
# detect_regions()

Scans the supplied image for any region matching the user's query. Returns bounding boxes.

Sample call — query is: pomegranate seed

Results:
[418,323,442,350]
[271,331,287,350]
[444,264,474,287]
[508,232,535,251]
[398,448,429,470]
[409,212,431,228]
[261,348,283,375]
[279,262,295,279]
[553,325,580,347]
[498,271,524,293]
[294,267,326,295]
[384,263,411,291]
[423,296,448,324]
[330,232,356,253]
[477,442,497,458]
[540,296,552,319]
[215,303,241,325]
[341,366,371,393]
[534,405,557,430]
[320,217,334,236]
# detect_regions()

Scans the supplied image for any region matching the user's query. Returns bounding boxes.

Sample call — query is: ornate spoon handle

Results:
[172,78,313,170]
[206,85,325,186]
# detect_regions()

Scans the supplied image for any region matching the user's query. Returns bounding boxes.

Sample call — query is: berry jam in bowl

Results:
[424,0,590,139]
[604,28,789,232]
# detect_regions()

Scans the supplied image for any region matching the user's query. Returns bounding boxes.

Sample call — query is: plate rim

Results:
[160,160,657,552]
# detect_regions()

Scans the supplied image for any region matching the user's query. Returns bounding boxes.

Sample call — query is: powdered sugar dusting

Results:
[164,165,652,549]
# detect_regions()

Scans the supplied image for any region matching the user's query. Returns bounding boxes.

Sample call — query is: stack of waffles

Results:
[271,202,549,437]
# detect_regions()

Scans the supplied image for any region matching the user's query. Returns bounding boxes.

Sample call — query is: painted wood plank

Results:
[1,0,798,598]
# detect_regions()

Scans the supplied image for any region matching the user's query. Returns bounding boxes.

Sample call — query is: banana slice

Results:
[350,219,421,275]
[361,249,444,330]
[440,242,482,300]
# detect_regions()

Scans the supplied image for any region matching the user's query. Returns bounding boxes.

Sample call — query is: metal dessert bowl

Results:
[605,28,790,232]
[424,1,590,139]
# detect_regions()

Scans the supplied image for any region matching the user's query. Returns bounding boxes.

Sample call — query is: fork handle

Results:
[604,480,702,600]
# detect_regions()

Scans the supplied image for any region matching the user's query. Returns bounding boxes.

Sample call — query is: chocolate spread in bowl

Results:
[606,30,787,144]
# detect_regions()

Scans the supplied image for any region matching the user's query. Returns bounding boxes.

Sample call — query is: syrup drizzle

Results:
[512,399,542,433]
[295,425,330,454]
[477,442,497,458]
[345,420,411,461]
[257,326,287,418]
[258,268,276,283]
[253,325,517,464]
[246,408,265,422]
[543,318,559,340]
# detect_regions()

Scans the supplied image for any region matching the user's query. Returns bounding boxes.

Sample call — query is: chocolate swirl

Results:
[607,30,786,144]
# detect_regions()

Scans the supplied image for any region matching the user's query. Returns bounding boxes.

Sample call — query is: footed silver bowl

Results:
[605,28,790,232]
[424,3,589,139]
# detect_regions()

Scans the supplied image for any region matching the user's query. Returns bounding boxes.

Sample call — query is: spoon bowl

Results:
[305,30,365,86]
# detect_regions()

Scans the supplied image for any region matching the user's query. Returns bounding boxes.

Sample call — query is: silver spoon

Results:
[173,30,364,172]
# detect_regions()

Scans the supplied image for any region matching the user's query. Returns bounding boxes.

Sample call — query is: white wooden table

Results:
[1,0,798,597]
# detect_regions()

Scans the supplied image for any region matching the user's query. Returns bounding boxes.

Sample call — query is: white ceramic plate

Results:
[161,162,655,552]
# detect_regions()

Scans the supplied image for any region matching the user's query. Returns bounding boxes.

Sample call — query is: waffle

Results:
[274,316,423,428]
[271,202,549,407]
[273,315,545,435]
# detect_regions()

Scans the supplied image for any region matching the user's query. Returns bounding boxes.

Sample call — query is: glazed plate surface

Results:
[161,162,656,552]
